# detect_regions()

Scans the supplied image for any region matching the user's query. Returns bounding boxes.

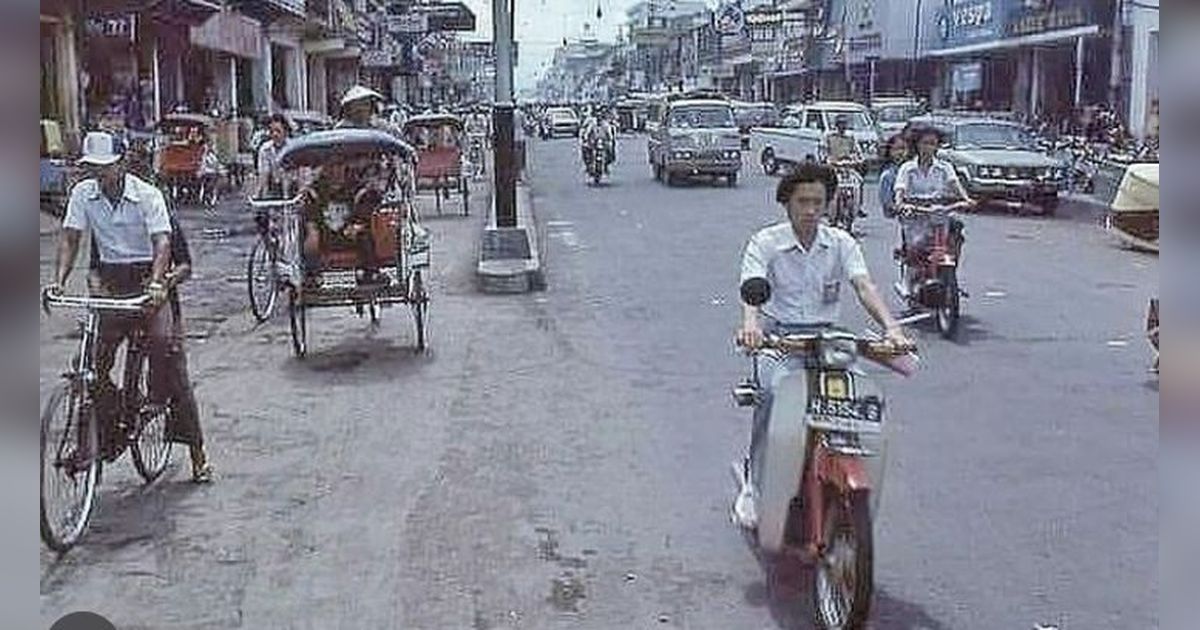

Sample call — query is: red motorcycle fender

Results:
[803,447,873,550]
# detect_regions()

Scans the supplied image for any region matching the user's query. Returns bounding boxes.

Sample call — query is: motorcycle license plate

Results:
[806,396,884,434]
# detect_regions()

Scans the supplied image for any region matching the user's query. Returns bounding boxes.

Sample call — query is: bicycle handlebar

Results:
[42,291,150,313]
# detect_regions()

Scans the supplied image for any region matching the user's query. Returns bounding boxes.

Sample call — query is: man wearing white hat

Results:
[336,85,403,137]
[47,131,212,482]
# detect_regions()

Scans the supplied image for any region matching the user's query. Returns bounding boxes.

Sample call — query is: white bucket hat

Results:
[340,85,385,107]
[77,131,125,166]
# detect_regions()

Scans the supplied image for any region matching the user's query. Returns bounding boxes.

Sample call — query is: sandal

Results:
[190,448,213,484]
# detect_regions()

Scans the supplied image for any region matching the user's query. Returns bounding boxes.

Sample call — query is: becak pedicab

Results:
[247,128,431,357]
[155,112,224,208]
[403,113,470,216]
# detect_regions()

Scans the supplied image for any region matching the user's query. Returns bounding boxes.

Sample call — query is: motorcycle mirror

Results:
[740,277,771,307]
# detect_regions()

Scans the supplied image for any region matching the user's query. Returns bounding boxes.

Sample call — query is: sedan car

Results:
[908,115,1068,214]
[542,107,581,138]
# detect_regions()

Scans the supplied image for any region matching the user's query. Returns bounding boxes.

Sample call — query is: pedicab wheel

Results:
[935,268,960,340]
[288,288,308,358]
[128,350,172,484]
[40,380,100,552]
[247,236,278,323]
[461,178,470,216]
[409,271,427,352]
[813,490,874,630]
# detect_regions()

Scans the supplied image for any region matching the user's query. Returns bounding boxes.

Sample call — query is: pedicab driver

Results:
[732,163,911,534]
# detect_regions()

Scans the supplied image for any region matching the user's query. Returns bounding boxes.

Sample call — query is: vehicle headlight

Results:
[725,150,741,160]
[672,150,693,160]
[820,339,858,370]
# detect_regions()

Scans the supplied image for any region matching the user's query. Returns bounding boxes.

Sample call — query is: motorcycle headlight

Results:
[820,339,858,369]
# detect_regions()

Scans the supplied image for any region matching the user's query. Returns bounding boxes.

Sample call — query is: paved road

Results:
[40,137,1156,629]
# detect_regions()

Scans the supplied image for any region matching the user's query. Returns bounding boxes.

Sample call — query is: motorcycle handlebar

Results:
[742,332,916,358]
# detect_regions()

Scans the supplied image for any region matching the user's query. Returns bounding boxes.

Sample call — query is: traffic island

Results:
[477,183,545,293]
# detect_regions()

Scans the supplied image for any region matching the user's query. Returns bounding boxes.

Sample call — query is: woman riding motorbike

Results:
[892,124,973,265]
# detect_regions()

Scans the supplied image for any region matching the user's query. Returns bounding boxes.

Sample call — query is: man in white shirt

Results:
[733,163,910,530]
[255,113,292,199]
[47,132,211,480]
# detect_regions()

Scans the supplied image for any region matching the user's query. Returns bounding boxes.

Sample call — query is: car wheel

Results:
[1040,195,1059,216]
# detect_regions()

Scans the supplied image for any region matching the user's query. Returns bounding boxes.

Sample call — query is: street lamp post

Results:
[493,0,517,228]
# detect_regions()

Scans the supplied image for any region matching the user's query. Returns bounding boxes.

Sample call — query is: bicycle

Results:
[247,195,302,323]
[40,291,174,552]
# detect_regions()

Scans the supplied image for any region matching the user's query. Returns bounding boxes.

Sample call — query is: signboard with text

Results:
[386,13,428,34]
[935,0,1100,50]
[86,14,136,40]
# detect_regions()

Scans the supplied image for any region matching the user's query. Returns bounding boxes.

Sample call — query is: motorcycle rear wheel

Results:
[813,490,873,630]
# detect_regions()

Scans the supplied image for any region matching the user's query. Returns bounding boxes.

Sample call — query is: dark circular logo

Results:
[50,611,116,630]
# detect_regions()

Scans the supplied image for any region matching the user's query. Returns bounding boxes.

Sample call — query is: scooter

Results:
[893,199,969,339]
[732,278,918,630]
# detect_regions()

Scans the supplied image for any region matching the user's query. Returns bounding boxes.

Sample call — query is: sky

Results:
[458,0,662,93]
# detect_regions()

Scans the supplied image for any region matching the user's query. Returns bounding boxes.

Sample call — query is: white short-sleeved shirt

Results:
[63,174,171,264]
[894,157,963,202]
[740,223,869,325]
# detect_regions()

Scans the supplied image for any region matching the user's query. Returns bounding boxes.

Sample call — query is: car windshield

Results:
[826,111,873,131]
[669,106,735,128]
[549,110,576,121]
[735,106,775,126]
[875,105,921,123]
[955,123,1034,149]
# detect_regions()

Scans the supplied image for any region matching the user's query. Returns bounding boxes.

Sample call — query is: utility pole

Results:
[493,0,517,227]
[1108,0,1124,112]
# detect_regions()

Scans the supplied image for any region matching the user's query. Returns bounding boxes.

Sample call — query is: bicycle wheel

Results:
[247,235,279,322]
[40,380,100,552]
[127,351,173,484]
[409,271,427,352]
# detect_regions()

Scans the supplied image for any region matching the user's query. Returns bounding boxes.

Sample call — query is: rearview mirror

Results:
[740,277,771,307]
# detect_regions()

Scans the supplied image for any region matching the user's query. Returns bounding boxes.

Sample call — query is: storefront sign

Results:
[418,2,476,32]
[745,9,783,27]
[361,49,394,67]
[714,3,746,36]
[386,13,428,35]
[86,14,135,40]
[849,33,882,52]
[190,11,263,59]
[1006,1,1089,37]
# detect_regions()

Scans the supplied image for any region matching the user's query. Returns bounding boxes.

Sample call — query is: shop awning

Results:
[144,0,222,26]
[927,24,1100,58]
[190,10,263,58]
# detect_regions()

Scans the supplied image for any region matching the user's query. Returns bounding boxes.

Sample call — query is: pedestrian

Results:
[878,132,909,219]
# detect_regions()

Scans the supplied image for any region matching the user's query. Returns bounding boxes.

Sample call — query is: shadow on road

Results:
[41,469,201,588]
[744,575,949,630]
[281,334,431,385]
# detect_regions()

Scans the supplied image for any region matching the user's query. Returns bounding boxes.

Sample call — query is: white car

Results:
[542,108,580,138]
[781,101,882,168]
[750,118,825,177]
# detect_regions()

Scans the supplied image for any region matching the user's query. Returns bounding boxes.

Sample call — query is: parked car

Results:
[908,113,1068,214]
[648,94,743,187]
[749,116,825,176]
[782,101,881,169]
[732,100,779,149]
[542,107,580,138]
[869,96,925,138]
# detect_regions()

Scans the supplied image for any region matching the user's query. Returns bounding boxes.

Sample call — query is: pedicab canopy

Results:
[277,128,416,169]
[1111,163,1159,212]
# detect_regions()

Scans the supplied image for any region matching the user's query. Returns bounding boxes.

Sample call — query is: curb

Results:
[476,183,546,294]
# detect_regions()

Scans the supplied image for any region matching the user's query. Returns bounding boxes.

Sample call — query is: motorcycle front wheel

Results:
[935,267,960,339]
[813,490,873,630]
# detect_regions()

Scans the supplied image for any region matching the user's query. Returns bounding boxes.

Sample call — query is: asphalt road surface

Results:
[40,137,1156,629]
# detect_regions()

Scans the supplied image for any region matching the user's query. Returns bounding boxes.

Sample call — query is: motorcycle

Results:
[733,278,918,630]
[893,198,970,339]
[829,165,863,234]
[583,133,609,186]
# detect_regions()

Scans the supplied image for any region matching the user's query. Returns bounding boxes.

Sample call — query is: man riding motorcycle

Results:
[733,163,911,536]
[824,114,867,219]
[580,107,617,174]
[891,124,974,278]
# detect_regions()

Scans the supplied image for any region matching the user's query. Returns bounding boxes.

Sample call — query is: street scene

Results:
[40,1,1159,629]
